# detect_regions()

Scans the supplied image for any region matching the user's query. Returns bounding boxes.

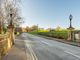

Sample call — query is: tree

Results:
[0,0,22,33]
[55,26,62,31]
[31,25,38,31]
[4,0,22,27]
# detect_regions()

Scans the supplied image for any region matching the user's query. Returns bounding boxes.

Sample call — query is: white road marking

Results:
[25,40,38,60]
[29,46,38,60]
[64,51,80,59]
[41,40,80,59]
[41,40,52,46]
[22,34,80,59]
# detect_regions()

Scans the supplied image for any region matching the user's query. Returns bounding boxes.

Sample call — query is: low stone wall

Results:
[0,32,13,60]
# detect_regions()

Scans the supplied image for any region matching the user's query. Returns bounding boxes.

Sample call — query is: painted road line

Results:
[41,40,76,52]
[29,46,38,60]
[41,40,52,46]
[41,40,80,59]
[65,51,80,59]
[25,43,38,60]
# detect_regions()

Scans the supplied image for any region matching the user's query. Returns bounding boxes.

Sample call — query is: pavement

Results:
[2,33,80,60]
[2,36,27,60]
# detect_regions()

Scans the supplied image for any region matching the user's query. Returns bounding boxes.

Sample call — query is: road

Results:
[20,33,80,60]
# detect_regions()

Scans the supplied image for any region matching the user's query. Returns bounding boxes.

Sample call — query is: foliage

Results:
[0,0,22,33]
[30,29,68,39]
[38,29,49,32]
[55,26,62,31]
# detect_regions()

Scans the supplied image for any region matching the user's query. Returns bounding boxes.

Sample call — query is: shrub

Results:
[30,30,68,39]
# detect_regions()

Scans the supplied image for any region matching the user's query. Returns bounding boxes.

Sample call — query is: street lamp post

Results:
[10,8,13,26]
[67,14,74,41]
[8,8,14,45]
[69,14,73,28]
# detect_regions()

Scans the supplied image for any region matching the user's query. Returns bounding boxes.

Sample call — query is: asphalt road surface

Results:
[20,33,80,60]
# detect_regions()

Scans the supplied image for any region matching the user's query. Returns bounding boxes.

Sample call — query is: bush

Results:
[29,30,68,39]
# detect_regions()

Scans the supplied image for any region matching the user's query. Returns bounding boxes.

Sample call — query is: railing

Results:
[0,32,12,60]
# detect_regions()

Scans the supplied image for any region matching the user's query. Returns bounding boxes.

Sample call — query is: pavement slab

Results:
[2,39,27,60]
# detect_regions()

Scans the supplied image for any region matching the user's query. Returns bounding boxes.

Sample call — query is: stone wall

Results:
[0,32,13,60]
[67,30,80,42]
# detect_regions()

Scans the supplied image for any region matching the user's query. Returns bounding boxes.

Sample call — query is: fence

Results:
[0,32,13,60]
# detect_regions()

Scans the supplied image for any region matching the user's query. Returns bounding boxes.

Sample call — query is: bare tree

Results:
[4,0,22,27]
[0,0,22,33]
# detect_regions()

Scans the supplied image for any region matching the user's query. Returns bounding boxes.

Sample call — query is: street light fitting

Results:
[69,14,73,20]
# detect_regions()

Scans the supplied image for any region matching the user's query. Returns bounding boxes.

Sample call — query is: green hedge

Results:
[29,30,68,39]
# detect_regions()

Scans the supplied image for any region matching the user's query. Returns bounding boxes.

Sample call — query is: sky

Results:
[21,0,80,29]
